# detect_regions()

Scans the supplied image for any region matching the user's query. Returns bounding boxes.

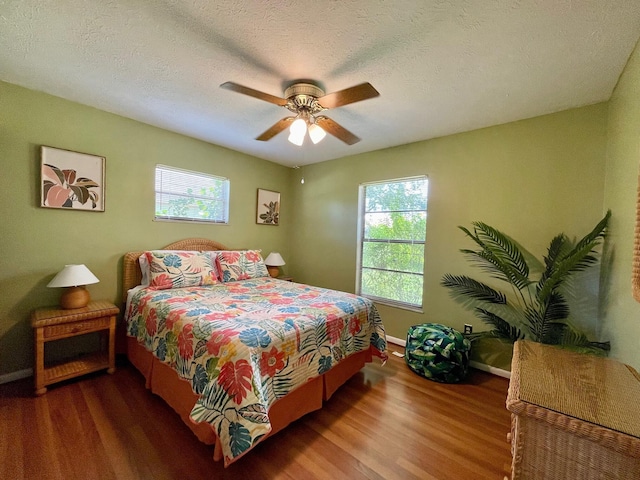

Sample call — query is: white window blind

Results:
[356,176,428,310]
[155,165,229,224]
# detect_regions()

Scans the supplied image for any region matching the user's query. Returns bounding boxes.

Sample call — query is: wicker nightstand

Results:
[507,340,640,479]
[31,300,119,395]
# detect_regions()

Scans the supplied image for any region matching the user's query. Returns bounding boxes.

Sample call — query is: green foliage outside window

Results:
[157,186,225,221]
[359,178,428,308]
[155,165,229,224]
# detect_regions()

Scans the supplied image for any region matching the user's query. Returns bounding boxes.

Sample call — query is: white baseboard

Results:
[0,368,33,385]
[386,335,511,379]
[386,335,406,346]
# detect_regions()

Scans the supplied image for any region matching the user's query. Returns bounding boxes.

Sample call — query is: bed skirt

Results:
[127,336,373,462]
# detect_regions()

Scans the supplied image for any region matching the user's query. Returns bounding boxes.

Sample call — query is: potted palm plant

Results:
[441,211,611,354]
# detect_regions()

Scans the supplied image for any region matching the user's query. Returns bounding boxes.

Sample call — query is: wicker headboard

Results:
[122,238,229,303]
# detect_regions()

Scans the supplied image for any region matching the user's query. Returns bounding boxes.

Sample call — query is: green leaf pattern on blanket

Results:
[125,278,387,465]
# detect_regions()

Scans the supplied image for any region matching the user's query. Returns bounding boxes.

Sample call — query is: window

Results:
[356,176,428,310]
[155,165,229,224]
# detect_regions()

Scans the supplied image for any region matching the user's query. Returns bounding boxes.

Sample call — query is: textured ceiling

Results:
[2,1,640,167]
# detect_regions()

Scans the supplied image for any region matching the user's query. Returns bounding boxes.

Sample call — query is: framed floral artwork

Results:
[40,146,105,211]
[256,188,280,225]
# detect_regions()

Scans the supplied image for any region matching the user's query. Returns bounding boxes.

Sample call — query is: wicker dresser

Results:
[506,340,640,479]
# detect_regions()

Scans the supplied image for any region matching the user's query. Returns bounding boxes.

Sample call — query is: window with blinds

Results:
[154,165,229,224]
[356,176,428,310]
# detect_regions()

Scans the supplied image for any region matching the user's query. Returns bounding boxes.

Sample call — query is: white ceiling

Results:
[2,1,640,167]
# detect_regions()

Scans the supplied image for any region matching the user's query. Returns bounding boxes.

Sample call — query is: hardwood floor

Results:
[0,343,512,479]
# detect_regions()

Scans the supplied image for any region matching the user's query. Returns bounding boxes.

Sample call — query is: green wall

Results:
[602,39,640,370]
[290,104,609,369]
[0,81,292,376]
[6,52,640,377]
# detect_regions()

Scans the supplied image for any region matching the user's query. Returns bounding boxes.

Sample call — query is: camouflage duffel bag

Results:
[405,323,471,383]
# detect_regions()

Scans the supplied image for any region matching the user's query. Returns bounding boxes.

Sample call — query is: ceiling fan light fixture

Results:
[288,132,304,146]
[308,123,326,144]
[288,118,307,146]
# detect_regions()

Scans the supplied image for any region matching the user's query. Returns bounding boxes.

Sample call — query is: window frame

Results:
[355,175,428,312]
[154,164,230,225]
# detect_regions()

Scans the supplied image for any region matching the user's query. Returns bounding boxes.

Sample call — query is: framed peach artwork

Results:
[40,146,105,212]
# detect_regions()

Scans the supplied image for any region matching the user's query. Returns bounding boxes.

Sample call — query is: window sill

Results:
[363,296,424,314]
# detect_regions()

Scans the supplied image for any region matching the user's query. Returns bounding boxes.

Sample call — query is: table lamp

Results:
[47,264,100,309]
[264,252,285,278]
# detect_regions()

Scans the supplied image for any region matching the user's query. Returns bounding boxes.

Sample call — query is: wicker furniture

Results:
[507,340,640,479]
[32,300,119,395]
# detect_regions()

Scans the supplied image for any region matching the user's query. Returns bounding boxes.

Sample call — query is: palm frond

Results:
[523,305,545,342]
[462,223,532,290]
[460,249,517,285]
[544,234,568,270]
[445,215,610,351]
[542,290,570,322]
[553,211,610,275]
[537,240,603,304]
[567,210,610,257]
[441,274,507,304]
[474,222,530,281]
[560,326,611,353]
[475,308,525,343]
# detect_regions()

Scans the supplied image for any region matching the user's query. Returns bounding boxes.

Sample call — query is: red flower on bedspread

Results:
[218,359,253,404]
[178,324,194,360]
[260,346,286,377]
[145,308,158,336]
[310,302,334,308]
[220,251,241,263]
[270,297,294,305]
[297,292,320,300]
[348,315,362,336]
[245,250,261,262]
[206,328,237,356]
[166,309,187,330]
[204,311,238,321]
[151,273,173,290]
[326,314,344,344]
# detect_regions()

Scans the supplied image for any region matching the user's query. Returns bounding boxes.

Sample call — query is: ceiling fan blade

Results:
[256,117,295,141]
[317,82,380,109]
[316,116,361,145]
[220,82,288,106]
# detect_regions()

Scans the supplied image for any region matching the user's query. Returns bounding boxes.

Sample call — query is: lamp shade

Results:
[264,253,285,266]
[308,123,326,144]
[264,253,285,278]
[288,118,307,146]
[47,265,99,309]
[47,264,100,288]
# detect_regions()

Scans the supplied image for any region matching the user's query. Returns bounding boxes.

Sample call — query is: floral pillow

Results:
[217,250,269,282]
[144,251,219,289]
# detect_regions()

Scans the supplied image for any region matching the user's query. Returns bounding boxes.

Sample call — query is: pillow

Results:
[217,250,269,282]
[144,251,220,289]
[138,253,151,286]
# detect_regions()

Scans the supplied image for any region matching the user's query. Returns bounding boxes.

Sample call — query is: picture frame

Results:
[256,188,280,225]
[40,146,105,212]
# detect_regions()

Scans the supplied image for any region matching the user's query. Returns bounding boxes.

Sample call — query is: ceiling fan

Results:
[220,81,380,146]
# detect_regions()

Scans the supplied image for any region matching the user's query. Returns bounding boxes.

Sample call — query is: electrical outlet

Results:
[464,324,473,335]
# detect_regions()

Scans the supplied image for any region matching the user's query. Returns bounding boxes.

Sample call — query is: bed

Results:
[122,238,387,466]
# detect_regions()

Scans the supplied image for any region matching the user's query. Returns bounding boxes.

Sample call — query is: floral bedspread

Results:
[125,277,387,465]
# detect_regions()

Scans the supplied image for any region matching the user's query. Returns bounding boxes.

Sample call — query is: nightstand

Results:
[277,276,293,282]
[31,300,119,395]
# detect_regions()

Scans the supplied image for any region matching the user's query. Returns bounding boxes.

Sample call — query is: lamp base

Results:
[60,286,91,309]
[267,266,280,278]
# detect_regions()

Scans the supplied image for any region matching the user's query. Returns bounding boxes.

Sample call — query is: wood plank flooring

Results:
[0,343,512,479]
